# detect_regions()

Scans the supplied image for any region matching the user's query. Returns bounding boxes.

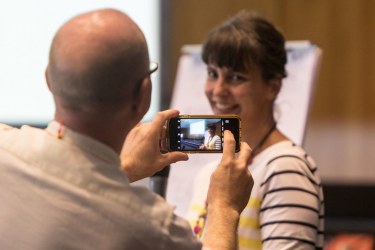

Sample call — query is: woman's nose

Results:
[212,79,229,96]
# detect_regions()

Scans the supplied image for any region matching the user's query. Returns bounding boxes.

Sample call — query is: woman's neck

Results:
[242,121,288,156]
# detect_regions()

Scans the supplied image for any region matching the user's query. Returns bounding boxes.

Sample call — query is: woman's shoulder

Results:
[262,141,317,173]
[213,134,221,140]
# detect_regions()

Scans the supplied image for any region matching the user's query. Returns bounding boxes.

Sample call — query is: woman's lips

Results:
[213,102,239,113]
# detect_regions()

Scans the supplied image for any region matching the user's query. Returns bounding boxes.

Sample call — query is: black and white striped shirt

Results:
[188,140,324,250]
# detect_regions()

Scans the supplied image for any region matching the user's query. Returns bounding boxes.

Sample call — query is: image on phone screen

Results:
[167,116,240,153]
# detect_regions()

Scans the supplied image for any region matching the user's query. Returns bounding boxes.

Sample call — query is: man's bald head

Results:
[47,9,149,110]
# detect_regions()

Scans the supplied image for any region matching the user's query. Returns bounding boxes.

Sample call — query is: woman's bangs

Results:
[203,31,253,72]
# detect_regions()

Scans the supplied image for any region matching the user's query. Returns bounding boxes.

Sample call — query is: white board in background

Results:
[167,41,322,217]
[0,1,160,125]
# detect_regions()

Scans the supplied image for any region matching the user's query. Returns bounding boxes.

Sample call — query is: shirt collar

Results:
[45,121,120,167]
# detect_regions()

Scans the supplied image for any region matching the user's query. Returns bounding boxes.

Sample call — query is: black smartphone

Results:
[167,115,241,153]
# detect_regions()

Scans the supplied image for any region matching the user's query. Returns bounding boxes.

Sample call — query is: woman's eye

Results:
[230,74,246,83]
[207,70,218,79]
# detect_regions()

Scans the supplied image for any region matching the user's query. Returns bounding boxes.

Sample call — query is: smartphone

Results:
[167,115,241,153]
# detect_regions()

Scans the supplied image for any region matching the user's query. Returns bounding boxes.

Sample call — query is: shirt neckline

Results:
[252,140,294,165]
[45,121,120,166]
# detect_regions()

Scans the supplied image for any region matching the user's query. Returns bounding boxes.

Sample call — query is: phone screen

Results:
[167,115,241,153]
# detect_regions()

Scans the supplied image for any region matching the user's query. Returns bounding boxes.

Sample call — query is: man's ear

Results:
[45,66,52,92]
[267,77,282,101]
[131,77,152,119]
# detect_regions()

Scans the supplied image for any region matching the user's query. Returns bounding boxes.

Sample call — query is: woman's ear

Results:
[267,77,282,101]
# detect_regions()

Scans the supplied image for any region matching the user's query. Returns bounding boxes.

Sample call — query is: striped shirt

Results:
[204,134,221,150]
[187,141,324,250]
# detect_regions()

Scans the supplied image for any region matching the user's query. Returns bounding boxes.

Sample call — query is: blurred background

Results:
[0,0,161,124]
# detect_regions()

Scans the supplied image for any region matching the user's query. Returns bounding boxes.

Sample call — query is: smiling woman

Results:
[0,1,160,126]
[186,11,324,250]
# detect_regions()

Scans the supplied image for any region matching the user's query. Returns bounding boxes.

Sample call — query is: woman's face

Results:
[204,63,276,127]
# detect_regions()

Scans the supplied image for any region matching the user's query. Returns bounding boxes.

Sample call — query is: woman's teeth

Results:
[216,102,235,110]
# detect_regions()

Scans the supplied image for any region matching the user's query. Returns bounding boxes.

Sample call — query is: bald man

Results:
[0,9,253,250]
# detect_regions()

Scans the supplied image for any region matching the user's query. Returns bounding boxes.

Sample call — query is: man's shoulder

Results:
[0,123,19,147]
[0,123,16,134]
[0,124,44,149]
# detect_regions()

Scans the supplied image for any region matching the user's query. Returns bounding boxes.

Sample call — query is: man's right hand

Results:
[202,130,254,250]
[120,109,188,183]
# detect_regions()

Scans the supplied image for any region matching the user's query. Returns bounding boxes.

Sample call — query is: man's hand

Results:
[207,130,253,213]
[202,130,254,250]
[120,109,188,183]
